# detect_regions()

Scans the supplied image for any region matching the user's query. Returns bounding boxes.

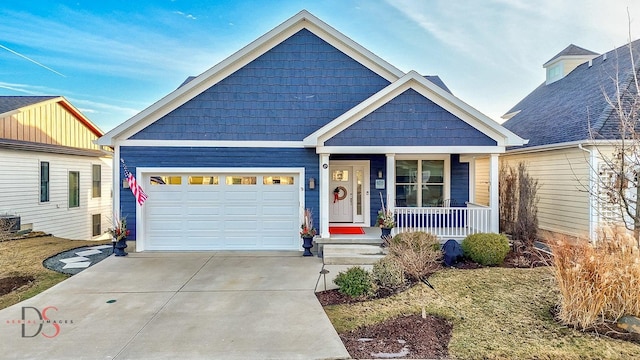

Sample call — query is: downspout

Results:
[578,143,597,243]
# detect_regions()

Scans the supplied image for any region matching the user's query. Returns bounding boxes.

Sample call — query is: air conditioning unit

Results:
[0,215,20,233]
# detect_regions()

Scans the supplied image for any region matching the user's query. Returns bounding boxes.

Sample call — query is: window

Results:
[263,176,294,185]
[396,159,445,207]
[150,176,182,185]
[92,164,101,198]
[226,176,257,185]
[188,176,219,185]
[69,171,80,208]
[92,214,101,236]
[40,162,49,202]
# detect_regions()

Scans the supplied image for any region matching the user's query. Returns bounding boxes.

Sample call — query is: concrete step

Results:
[322,244,386,265]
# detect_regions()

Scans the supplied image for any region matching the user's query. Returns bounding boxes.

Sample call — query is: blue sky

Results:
[1,0,639,133]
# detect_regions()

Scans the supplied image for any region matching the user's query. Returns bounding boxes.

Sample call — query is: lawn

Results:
[0,236,110,310]
[324,266,640,359]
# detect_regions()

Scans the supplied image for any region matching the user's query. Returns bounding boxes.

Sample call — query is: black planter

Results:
[113,238,128,257]
[381,227,392,239]
[302,236,314,256]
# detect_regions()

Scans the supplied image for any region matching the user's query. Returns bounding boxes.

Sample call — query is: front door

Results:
[329,164,366,223]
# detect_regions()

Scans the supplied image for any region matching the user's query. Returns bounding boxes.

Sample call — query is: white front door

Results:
[329,163,367,224]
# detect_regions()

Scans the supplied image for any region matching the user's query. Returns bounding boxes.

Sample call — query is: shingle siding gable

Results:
[131,29,390,141]
[325,89,497,146]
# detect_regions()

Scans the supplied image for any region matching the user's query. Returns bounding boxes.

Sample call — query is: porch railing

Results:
[393,203,491,238]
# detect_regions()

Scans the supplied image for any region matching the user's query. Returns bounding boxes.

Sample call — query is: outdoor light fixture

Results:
[122,179,129,189]
[377,170,383,179]
[309,177,316,189]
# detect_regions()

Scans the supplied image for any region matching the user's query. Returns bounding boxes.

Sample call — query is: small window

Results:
[226,176,257,185]
[40,161,49,202]
[263,176,294,185]
[92,214,101,237]
[150,176,182,185]
[189,176,219,185]
[69,171,80,208]
[332,170,349,181]
[92,164,101,198]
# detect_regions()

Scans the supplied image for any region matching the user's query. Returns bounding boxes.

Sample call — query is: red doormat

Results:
[329,226,365,235]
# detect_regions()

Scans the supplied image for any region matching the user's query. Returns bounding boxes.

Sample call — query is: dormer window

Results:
[546,64,563,84]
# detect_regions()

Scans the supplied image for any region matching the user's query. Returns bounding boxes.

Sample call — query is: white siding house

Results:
[0,96,113,240]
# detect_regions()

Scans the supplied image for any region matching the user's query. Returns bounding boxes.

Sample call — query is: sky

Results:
[1,0,640,133]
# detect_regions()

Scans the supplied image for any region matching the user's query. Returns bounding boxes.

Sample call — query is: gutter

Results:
[578,143,598,243]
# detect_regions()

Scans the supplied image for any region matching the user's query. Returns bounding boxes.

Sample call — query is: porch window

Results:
[396,160,444,207]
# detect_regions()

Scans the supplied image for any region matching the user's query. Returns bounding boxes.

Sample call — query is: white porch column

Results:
[319,153,330,238]
[489,153,499,233]
[385,153,396,210]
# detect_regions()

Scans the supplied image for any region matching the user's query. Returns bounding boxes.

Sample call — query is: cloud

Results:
[0,9,217,78]
[174,11,197,20]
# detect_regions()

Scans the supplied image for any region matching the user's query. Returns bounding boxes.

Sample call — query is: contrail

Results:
[0,43,66,77]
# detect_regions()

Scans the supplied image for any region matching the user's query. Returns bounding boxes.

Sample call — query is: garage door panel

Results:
[262,220,297,230]
[187,219,223,231]
[262,205,298,216]
[262,190,297,201]
[144,171,300,251]
[225,206,258,216]
[225,191,259,201]
[262,236,297,248]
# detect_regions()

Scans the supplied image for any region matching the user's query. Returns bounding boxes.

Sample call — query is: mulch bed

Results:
[0,276,35,296]
[319,243,638,358]
[550,305,640,345]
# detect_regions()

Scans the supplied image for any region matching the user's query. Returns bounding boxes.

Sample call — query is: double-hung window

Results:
[69,171,80,208]
[40,162,49,202]
[395,158,447,207]
[92,165,101,198]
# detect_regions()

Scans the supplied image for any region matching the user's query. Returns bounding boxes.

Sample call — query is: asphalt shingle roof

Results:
[544,44,599,65]
[502,40,640,148]
[0,96,58,114]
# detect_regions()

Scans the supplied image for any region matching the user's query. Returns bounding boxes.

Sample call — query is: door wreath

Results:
[333,186,348,203]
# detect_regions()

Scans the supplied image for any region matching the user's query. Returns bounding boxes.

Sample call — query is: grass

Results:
[0,236,110,310]
[324,266,640,359]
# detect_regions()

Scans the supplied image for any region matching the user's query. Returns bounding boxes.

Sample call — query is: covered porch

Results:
[315,152,500,242]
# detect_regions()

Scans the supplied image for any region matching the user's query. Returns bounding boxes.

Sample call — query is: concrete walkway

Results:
[0,251,350,360]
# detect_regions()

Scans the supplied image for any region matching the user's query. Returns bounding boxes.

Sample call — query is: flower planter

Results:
[381,227,392,239]
[113,238,128,257]
[302,236,314,256]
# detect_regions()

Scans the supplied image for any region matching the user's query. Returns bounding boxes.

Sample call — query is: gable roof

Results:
[543,44,599,66]
[0,96,104,137]
[97,10,404,146]
[502,39,640,148]
[305,71,526,149]
[0,96,57,114]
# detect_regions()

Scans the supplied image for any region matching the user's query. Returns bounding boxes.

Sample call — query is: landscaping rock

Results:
[618,315,640,334]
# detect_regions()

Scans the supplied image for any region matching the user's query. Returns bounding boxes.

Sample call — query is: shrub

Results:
[550,227,640,330]
[461,233,510,266]
[372,257,406,291]
[388,231,442,280]
[333,266,375,298]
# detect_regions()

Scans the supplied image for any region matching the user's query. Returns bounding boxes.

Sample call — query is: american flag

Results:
[121,158,148,206]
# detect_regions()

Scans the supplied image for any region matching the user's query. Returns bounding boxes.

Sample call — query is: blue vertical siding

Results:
[325,89,497,146]
[450,154,469,206]
[131,29,390,141]
[119,147,319,240]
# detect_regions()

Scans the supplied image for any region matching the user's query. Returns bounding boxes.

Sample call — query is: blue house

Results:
[98,10,525,251]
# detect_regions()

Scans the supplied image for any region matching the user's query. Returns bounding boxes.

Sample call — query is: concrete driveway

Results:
[0,251,350,360]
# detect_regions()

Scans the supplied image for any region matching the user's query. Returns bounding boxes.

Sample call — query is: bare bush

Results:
[549,226,640,330]
[499,162,540,247]
[388,231,442,281]
[0,217,17,242]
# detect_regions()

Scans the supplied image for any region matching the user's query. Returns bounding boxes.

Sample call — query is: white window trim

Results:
[394,155,450,206]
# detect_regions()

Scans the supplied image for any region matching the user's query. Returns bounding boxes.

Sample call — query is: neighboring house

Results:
[0,96,113,240]
[486,40,640,240]
[97,10,525,252]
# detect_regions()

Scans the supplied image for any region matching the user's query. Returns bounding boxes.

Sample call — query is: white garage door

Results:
[142,171,301,250]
